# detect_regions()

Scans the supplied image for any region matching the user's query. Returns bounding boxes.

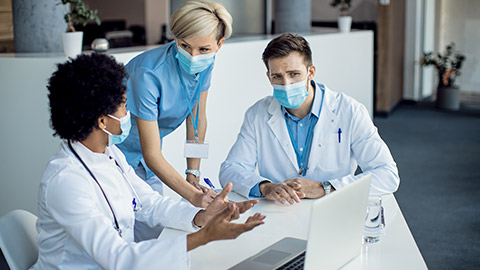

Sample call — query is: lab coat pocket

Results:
[313,130,350,174]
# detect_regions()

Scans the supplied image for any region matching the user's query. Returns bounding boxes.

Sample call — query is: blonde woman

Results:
[117,1,232,211]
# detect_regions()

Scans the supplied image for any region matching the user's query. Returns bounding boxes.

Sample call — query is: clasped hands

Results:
[259,177,327,205]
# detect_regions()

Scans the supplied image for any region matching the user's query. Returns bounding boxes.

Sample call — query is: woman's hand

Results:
[190,191,215,208]
[193,182,259,226]
[186,174,215,194]
[187,204,265,251]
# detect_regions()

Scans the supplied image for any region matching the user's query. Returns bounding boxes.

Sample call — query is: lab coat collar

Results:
[63,141,112,168]
[320,83,340,118]
[266,82,340,171]
[267,98,298,169]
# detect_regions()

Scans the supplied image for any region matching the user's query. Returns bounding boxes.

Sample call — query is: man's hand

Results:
[194,182,259,226]
[187,204,265,251]
[259,182,304,205]
[285,178,325,199]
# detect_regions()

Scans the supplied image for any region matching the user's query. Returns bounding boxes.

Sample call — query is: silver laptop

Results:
[230,174,371,270]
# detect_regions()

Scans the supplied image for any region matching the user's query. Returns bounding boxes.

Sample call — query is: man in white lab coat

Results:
[219,33,400,204]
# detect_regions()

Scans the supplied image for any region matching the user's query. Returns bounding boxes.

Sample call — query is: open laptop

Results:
[229,174,371,270]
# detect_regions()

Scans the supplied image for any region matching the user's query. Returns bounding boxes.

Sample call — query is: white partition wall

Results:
[0,30,373,215]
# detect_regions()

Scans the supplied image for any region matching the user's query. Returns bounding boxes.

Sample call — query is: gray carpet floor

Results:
[374,102,480,269]
[1,102,479,269]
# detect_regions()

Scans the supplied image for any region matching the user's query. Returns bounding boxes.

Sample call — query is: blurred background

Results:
[1,0,479,269]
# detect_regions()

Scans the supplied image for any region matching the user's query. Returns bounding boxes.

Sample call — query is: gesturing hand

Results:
[195,182,259,226]
[202,204,266,242]
[187,204,265,251]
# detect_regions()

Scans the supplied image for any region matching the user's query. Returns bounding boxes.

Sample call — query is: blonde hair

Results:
[170,1,233,41]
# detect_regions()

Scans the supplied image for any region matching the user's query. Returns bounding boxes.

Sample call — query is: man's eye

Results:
[200,48,210,52]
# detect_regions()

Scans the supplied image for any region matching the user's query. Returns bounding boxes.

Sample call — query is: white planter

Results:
[62,32,83,58]
[338,16,352,33]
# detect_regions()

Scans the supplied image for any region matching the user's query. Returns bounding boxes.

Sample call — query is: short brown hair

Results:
[262,33,312,70]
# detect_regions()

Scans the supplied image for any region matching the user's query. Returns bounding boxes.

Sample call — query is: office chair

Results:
[0,209,38,270]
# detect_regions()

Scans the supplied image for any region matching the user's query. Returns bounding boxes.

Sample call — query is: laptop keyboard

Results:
[277,251,306,270]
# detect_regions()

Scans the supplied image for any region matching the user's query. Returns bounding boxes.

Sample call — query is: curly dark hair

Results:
[48,53,127,141]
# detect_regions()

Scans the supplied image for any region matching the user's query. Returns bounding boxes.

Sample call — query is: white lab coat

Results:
[219,84,399,198]
[32,141,201,270]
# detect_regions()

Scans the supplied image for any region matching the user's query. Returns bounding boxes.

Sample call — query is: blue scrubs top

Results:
[117,41,213,179]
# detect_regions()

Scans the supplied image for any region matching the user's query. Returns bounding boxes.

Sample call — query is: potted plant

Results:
[61,0,100,58]
[330,0,352,33]
[421,42,466,110]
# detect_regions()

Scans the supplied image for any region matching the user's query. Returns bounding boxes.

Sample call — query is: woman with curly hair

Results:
[117,1,232,210]
[31,53,264,269]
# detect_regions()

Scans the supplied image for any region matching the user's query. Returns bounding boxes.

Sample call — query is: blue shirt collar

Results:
[282,80,323,120]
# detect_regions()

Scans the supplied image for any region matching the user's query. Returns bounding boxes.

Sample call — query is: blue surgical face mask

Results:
[272,80,309,109]
[175,45,216,74]
[103,111,131,145]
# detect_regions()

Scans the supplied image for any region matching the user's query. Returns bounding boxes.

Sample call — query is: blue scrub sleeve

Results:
[127,67,160,122]
[200,64,214,92]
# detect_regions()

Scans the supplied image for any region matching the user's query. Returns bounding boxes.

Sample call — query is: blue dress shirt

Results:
[249,82,324,197]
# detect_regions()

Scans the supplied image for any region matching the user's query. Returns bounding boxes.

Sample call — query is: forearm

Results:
[144,152,200,201]
[187,230,208,251]
[185,110,207,170]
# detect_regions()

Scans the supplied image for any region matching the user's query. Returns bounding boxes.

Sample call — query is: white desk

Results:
[159,193,427,270]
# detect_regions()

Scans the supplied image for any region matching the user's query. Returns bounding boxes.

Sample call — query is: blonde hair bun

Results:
[170,1,233,41]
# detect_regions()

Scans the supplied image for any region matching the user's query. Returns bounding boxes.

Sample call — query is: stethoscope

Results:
[67,141,143,237]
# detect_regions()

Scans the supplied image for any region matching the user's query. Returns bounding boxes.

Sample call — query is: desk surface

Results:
[160,193,427,270]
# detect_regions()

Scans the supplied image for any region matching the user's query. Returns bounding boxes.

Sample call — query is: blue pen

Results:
[338,128,342,143]
[203,178,216,190]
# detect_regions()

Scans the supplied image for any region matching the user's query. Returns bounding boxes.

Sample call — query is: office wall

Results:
[83,0,145,28]
[311,0,378,21]
[0,58,61,216]
[0,31,373,215]
[438,0,480,94]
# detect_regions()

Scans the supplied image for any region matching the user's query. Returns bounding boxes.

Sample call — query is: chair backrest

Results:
[0,209,38,270]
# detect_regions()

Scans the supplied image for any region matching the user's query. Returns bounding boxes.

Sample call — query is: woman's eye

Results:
[200,48,210,52]
[181,43,189,49]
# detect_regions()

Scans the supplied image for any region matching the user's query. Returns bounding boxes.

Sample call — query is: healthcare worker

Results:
[117,1,232,208]
[219,33,400,204]
[31,53,264,270]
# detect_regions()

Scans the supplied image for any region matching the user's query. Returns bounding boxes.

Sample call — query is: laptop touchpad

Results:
[253,250,291,265]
